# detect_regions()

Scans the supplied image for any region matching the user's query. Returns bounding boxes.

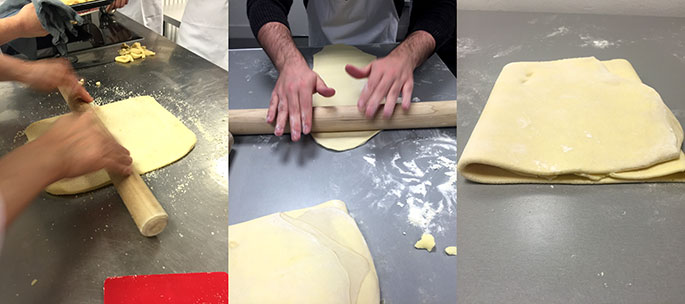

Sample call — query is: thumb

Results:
[76,86,94,103]
[315,76,335,97]
[345,63,371,79]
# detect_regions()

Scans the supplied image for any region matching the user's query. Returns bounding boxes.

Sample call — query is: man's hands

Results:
[266,60,334,141]
[0,111,132,225]
[257,22,435,140]
[19,58,93,102]
[37,111,133,179]
[258,22,336,141]
[345,30,436,119]
[346,52,415,119]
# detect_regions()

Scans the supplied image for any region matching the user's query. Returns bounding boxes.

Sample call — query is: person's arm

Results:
[346,30,435,118]
[347,0,455,119]
[0,111,132,226]
[257,22,334,141]
[107,0,129,12]
[0,3,48,45]
[0,55,92,102]
[247,0,334,141]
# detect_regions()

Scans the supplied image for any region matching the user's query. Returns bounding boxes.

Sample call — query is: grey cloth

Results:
[0,0,83,55]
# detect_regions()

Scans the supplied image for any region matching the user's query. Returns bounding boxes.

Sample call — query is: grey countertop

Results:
[458,10,685,304]
[229,45,456,303]
[0,14,228,303]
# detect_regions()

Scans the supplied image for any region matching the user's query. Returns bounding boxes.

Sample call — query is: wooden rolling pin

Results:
[229,100,456,135]
[59,87,168,237]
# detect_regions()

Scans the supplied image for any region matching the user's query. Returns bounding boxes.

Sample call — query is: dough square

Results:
[228,200,380,304]
[25,96,197,194]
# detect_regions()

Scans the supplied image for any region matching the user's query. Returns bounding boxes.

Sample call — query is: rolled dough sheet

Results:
[25,96,197,194]
[312,44,379,151]
[458,57,685,184]
[228,200,380,304]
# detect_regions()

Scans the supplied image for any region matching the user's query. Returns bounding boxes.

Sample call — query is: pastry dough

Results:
[228,200,380,304]
[414,233,435,252]
[25,96,196,194]
[312,45,379,151]
[458,57,685,183]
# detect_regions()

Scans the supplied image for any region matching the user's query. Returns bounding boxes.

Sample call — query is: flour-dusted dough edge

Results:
[458,57,685,184]
[25,96,197,194]
[228,200,381,304]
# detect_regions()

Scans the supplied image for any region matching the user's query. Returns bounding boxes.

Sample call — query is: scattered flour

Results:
[493,45,522,58]
[579,34,619,49]
[545,26,569,38]
[457,38,480,59]
[363,155,376,167]
[361,131,456,233]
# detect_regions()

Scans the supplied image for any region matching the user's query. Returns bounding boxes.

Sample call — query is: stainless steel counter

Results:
[228,46,456,303]
[0,14,228,303]
[458,10,685,304]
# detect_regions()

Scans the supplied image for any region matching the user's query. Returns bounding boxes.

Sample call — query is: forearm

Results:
[257,22,307,71]
[0,54,30,83]
[389,30,436,69]
[0,16,22,45]
[0,141,61,226]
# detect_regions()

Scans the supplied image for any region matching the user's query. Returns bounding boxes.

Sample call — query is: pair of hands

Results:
[21,59,130,181]
[266,52,414,141]
[37,111,133,180]
[13,3,129,180]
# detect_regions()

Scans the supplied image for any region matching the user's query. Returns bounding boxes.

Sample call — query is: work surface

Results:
[0,14,228,302]
[229,46,456,303]
[458,10,685,304]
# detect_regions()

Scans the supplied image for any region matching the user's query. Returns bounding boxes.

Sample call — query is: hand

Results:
[36,111,133,179]
[266,60,335,141]
[107,0,129,12]
[14,3,48,38]
[346,52,414,119]
[19,58,93,102]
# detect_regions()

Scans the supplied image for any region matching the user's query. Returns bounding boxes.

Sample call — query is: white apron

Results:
[118,0,164,35]
[177,0,228,71]
[306,0,399,47]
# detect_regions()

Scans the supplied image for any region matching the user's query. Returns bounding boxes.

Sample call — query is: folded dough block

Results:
[458,57,685,183]
[25,96,197,194]
[228,200,380,304]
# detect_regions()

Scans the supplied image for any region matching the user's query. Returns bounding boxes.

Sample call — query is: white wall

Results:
[229,0,309,39]
[458,0,685,18]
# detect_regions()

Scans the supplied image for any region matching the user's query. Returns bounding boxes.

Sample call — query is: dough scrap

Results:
[228,200,380,304]
[414,233,435,252]
[116,42,155,63]
[25,96,196,194]
[458,57,685,183]
[444,246,457,256]
[311,45,379,151]
[61,0,95,5]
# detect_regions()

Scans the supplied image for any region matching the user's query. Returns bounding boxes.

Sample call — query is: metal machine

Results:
[2,1,142,68]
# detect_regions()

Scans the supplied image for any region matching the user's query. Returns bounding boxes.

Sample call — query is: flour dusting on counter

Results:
[545,26,569,38]
[493,45,522,58]
[579,34,620,49]
[360,130,456,233]
[457,38,480,59]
